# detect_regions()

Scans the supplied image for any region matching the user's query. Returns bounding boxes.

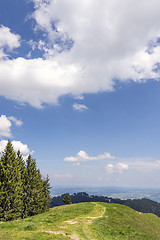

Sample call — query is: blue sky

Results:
[1,0,160,188]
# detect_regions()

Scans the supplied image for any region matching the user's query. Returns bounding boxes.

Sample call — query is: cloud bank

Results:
[1,1,160,107]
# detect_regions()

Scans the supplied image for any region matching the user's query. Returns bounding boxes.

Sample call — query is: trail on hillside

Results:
[1,202,160,239]
[42,202,106,240]
[80,202,106,240]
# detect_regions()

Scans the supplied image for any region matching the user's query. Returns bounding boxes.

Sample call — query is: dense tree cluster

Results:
[0,141,50,221]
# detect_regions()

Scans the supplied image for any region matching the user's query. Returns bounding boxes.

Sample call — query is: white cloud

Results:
[0,58,79,108]
[12,140,34,157]
[8,116,23,126]
[108,157,160,173]
[0,140,34,159]
[105,162,129,174]
[0,115,12,138]
[114,156,160,172]
[53,173,72,179]
[32,0,160,84]
[64,150,114,164]
[1,1,160,107]
[0,115,23,138]
[0,25,20,59]
[0,140,9,153]
[73,103,88,111]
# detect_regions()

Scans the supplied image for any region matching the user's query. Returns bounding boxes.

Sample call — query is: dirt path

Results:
[42,230,79,240]
[80,203,106,239]
[42,203,106,240]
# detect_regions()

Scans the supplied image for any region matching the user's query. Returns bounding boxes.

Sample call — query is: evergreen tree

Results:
[63,193,71,204]
[0,141,51,221]
[24,155,51,217]
[0,141,23,221]
[17,150,26,176]
[41,175,51,211]
[16,150,26,218]
[23,155,38,217]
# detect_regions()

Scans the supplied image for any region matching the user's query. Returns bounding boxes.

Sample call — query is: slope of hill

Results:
[0,202,160,240]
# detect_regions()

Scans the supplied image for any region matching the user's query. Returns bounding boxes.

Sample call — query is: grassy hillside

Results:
[0,202,160,240]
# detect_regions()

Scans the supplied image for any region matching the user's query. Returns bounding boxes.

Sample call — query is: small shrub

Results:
[24,224,37,231]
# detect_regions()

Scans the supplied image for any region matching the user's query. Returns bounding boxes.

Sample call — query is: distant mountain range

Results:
[51,186,160,202]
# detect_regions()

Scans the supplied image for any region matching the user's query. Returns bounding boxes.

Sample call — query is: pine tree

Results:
[17,150,26,176]
[41,175,51,211]
[16,150,26,218]
[63,193,72,204]
[0,141,23,221]
[24,155,51,217]
[23,155,37,217]
[34,170,51,213]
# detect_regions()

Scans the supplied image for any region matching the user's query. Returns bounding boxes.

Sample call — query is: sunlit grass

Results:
[0,202,160,239]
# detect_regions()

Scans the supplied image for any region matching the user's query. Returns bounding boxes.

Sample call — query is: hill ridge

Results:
[51,192,160,218]
[1,202,160,239]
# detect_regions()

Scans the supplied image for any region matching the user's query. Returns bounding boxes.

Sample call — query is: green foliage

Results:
[0,141,23,221]
[24,224,37,231]
[63,193,71,204]
[24,156,51,217]
[0,141,51,221]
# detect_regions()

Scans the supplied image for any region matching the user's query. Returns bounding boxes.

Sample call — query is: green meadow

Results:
[0,202,160,240]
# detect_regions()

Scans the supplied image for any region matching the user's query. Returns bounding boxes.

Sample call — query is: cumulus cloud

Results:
[1,1,160,107]
[12,140,34,157]
[0,115,12,138]
[73,103,88,111]
[105,162,129,174]
[64,150,114,164]
[0,58,79,108]
[0,140,34,159]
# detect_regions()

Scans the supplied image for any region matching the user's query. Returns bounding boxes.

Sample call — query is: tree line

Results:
[0,141,50,221]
